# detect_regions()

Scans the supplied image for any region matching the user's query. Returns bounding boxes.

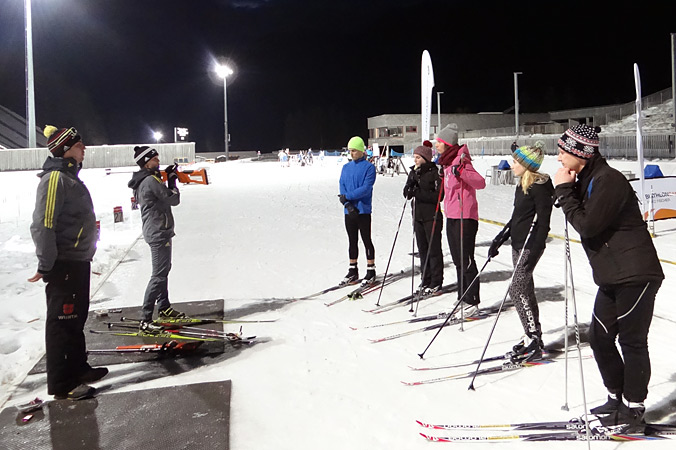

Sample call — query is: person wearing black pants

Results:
[29,125,107,400]
[446,219,479,302]
[338,136,377,285]
[404,144,444,294]
[554,124,664,428]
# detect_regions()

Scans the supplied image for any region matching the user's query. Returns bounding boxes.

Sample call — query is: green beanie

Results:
[347,136,365,153]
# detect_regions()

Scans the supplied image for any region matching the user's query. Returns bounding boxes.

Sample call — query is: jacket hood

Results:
[128,169,155,190]
[37,156,80,178]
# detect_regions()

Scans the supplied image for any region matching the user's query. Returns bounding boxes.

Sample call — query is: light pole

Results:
[25,0,36,148]
[215,64,234,161]
[513,72,522,139]
[671,33,675,132]
[436,91,444,137]
[153,131,163,143]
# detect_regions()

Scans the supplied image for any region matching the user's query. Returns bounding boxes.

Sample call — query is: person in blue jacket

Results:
[338,136,377,286]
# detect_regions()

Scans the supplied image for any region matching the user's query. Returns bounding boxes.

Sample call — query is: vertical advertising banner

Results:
[421,50,434,143]
[629,177,676,220]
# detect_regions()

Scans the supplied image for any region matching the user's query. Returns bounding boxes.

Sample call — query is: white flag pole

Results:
[421,50,435,145]
[634,63,646,219]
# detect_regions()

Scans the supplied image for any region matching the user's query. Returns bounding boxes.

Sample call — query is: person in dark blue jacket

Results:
[338,136,377,286]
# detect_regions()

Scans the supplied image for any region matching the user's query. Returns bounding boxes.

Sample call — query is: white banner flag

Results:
[634,63,646,217]
[421,50,435,143]
[629,177,676,221]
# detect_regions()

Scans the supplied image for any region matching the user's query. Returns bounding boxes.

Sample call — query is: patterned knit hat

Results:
[513,141,545,172]
[413,145,433,163]
[44,125,81,157]
[557,124,600,159]
[133,146,159,168]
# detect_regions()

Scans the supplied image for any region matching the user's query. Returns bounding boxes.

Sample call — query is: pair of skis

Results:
[325,271,407,307]
[402,349,594,386]
[417,418,676,442]
[92,322,256,344]
[88,340,203,355]
[362,282,458,314]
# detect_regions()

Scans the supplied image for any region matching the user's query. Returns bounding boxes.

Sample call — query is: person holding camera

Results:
[338,136,377,286]
[403,144,444,295]
[128,146,184,328]
[29,125,108,401]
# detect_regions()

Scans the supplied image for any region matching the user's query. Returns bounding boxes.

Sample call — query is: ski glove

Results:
[165,164,178,174]
[488,223,511,258]
[403,179,418,200]
[451,164,464,177]
[345,202,359,217]
[167,172,178,190]
[338,194,348,205]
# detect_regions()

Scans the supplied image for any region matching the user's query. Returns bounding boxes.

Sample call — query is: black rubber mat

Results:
[0,380,230,450]
[29,300,234,374]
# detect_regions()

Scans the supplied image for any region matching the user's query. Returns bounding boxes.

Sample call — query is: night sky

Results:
[0,0,674,152]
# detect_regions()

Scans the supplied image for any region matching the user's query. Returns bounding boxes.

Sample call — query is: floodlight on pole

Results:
[153,131,163,143]
[513,72,523,139]
[215,64,234,161]
[25,0,36,148]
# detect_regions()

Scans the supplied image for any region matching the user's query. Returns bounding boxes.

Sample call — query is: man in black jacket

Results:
[554,124,663,428]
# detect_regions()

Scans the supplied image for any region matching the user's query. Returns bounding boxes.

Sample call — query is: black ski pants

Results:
[344,213,375,261]
[446,218,480,305]
[590,281,661,403]
[414,218,444,288]
[44,260,91,395]
[142,240,173,321]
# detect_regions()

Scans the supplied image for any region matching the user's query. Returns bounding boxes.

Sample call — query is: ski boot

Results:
[340,264,359,286]
[510,335,545,363]
[158,306,186,319]
[361,264,376,286]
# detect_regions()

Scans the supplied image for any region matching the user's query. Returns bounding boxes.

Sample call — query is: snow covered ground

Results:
[1,153,676,448]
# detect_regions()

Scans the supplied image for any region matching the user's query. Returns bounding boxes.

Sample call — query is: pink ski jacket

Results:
[442,144,486,220]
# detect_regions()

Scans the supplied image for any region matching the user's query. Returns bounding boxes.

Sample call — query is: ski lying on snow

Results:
[107,321,242,338]
[368,315,487,343]
[88,340,203,354]
[350,311,453,330]
[299,281,358,300]
[362,283,457,314]
[402,358,556,386]
[120,316,275,325]
[419,426,676,442]
[416,418,676,433]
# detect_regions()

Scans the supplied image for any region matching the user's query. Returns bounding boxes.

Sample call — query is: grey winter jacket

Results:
[30,157,97,273]
[128,169,180,245]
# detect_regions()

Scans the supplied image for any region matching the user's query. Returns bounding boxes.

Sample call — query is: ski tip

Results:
[348,326,358,331]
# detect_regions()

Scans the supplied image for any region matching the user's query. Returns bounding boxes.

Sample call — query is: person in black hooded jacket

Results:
[554,124,664,428]
[403,144,444,294]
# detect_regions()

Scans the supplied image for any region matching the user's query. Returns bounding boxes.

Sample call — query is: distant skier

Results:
[488,141,554,362]
[554,124,663,428]
[435,125,486,318]
[128,146,185,329]
[29,125,108,401]
[403,144,444,295]
[338,136,377,285]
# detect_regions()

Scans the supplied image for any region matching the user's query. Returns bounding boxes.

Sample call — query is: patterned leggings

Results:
[508,248,541,338]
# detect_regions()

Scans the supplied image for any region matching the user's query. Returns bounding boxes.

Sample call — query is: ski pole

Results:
[467,215,537,391]
[417,256,492,359]
[562,214,570,412]
[411,184,445,315]
[411,200,416,298]
[375,199,408,306]
[565,220,592,445]
[458,190,465,330]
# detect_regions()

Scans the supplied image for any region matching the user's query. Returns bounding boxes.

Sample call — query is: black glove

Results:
[451,164,463,177]
[488,224,511,258]
[345,202,359,217]
[167,171,178,189]
[403,180,418,200]
[338,194,348,205]
[165,164,178,174]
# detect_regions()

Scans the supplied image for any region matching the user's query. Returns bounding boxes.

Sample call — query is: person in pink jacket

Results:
[435,125,486,318]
